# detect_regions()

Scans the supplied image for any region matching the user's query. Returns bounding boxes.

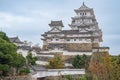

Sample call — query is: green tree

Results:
[65,75,73,80]
[0,64,9,76]
[0,32,15,76]
[72,54,87,68]
[26,52,37,65]
[11,54,26,75]
[46,54,65,69]
[0,32,10,42]
[79,76,87,80]
[19,68,30,75]
[0,31,26,76]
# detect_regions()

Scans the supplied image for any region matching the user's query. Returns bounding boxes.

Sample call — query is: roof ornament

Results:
[83,2,85,6]
[0,27,2,32]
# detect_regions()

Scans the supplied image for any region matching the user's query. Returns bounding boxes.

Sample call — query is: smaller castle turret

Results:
[49,20,64,32]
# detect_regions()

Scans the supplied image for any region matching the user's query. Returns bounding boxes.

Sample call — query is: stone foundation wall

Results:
[42,45,49,51]
[93,43,99,47]
[62,55,74,63]
[42,43,100,52]
[66,43,92,51]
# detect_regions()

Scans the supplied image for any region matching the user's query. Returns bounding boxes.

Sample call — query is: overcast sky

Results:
[0,0,120,55]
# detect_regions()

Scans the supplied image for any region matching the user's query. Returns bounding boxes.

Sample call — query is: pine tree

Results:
[46,54,65,69]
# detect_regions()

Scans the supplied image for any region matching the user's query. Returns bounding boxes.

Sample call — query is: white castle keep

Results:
[41,2,109,56]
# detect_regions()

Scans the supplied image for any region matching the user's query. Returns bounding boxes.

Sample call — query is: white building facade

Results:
[41,3,109,56]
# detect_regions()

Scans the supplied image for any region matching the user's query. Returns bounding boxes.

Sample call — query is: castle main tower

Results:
[41,3,109,55]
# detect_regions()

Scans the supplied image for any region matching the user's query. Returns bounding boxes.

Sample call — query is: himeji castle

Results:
[41,2,109,56]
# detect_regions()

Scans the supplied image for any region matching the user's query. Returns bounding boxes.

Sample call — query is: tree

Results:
[0,32,16,76]
[26,52,37,65]
[86,52,113,80]
[72,54,87,68]
[111,55,120,80]
[0,32,10,42]
[11,54,26,75]
[46,54,65,69]
[79,76,87,80]
[65,75,87,80]
[0,64,9,76]
[0,31,26,76]
[65,75,73,80]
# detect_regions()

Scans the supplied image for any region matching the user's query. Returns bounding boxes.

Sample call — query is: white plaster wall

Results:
[40,50,92,56]
[37,55,54,57]
[17,49,28,57]
[92,49,98,52]
[36,61,48,65]
[87,12,91,16]
[36,60,72,67]
[49,50,64,53]
[99,49,109,52]
[48,40,92,43]
[40,51,50,53]
[17,49,37,57]
[31,51,37,57]
[31,69,85,78]
[92,49,109,52]
[65,63,72,67]
[63,51,92,56]
[67,34,91,37]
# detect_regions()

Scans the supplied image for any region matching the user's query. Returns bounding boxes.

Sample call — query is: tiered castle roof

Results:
[49,20,64,27]
[41,2,109,53]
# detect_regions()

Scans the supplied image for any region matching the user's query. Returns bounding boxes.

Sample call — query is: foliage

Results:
[65,75,73,80]
[79,76,87,80]
[0,31,26,76]
[11,53,26,75]
[0,32,10,42]
[65,75,87,80]
[19,68,30,75]
[0,64,10,76]
[12,54,25,67]
[72,54,87,68]
[111,55,120,80]
[26,52,38,65]
[86,52,113,80]
[46,54,65,69]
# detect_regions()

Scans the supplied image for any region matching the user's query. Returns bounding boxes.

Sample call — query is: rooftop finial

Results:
[0,27,2,32]
[83,2,85,6]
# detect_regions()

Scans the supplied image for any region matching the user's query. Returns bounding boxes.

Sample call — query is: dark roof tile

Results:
[49,20,64,27]
[9,36,23,43]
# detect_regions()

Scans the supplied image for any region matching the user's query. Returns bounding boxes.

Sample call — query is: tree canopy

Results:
[111,55,120,80]
[26,52,37,65]
[46,54,65,69]
[86,52,113,80]
[0,31,26,76]
[72,54,88,69]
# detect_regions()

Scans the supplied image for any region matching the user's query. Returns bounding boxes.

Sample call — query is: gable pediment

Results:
[50,27,61,32]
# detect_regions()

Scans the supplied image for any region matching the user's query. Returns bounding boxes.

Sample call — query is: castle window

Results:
[80,13,82,15]
[67,39,70,41]
[56,39,59,41]
[74,39,76,41]
[85,13,86,15]
[72,20,75,23]
[83,13,84,15]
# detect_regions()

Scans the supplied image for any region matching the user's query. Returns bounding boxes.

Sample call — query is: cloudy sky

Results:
[0,0,120,55]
